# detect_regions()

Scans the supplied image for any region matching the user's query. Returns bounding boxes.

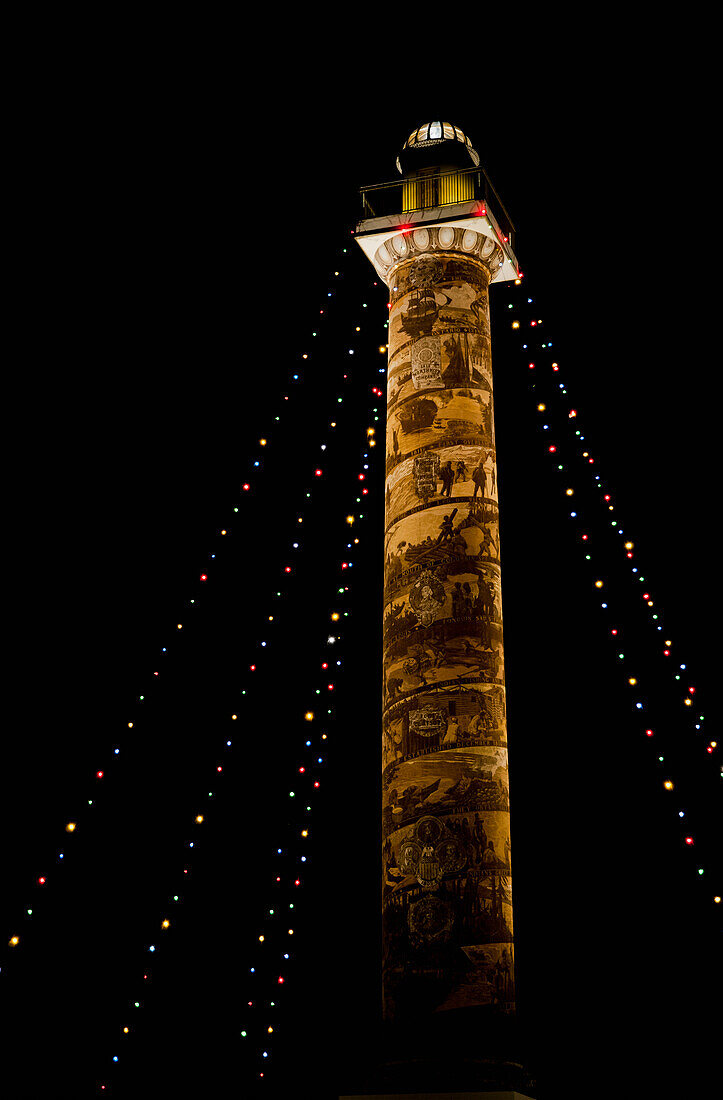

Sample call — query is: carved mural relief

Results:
[381,228,514,1021]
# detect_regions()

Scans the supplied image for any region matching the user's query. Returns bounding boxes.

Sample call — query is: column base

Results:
[340,1093,536,1099]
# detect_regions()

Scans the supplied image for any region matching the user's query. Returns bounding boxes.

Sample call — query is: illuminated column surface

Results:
[355,124,531,1094]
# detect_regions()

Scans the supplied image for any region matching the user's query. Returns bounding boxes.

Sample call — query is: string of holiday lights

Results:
[100,415,384,1088]
[504,275,719,906]
[87,249,719,1091]
[97,263,388,1090]
[239,474,377,1085]
[102,260,718,1096]
[14,242,709,1094]
[0,246,389,973]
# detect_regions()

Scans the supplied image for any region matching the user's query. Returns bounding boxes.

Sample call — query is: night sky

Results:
[2,40,720,1100]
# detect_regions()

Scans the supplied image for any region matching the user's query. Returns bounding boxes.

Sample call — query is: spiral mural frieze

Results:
[380,234,514,1021]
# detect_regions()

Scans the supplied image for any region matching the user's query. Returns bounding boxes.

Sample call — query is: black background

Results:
[1,27,720,1100]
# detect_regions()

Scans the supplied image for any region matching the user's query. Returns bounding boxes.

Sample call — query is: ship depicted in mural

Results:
[400,287,440,337]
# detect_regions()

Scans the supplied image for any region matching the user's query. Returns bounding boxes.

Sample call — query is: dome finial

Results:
[396,122,480,173]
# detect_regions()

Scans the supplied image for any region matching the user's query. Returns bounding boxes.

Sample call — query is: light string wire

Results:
[240,402,381,1086]
[88,251,716,1090]
[97,253,388,1089]
[101,251,718,1090]
[505,274,719,905]
[0,244,382,968]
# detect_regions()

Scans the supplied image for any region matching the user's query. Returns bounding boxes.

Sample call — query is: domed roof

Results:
[396,121,480,171]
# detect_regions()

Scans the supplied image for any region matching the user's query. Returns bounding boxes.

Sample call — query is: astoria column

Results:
[355,124,531,1094]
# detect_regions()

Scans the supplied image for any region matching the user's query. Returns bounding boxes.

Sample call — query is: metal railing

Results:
[359,165,516,254]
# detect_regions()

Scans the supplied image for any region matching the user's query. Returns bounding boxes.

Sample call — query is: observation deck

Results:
[355,122,519,284]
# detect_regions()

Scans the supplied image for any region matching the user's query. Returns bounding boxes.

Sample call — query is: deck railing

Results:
[359,166,515,254]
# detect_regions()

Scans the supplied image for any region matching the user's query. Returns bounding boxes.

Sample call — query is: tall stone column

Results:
[377,224,514,1024]
[354,123,532,1096]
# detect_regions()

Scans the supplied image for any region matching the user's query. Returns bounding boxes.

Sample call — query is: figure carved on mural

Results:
[439,460,454,497]
[472,452,494,498]
[436,508,458,542]
[408,570,446,628]
[442,333,470,387]
[398,815,466,891]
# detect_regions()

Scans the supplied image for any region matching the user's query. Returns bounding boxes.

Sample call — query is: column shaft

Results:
[380,225,514,1023]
